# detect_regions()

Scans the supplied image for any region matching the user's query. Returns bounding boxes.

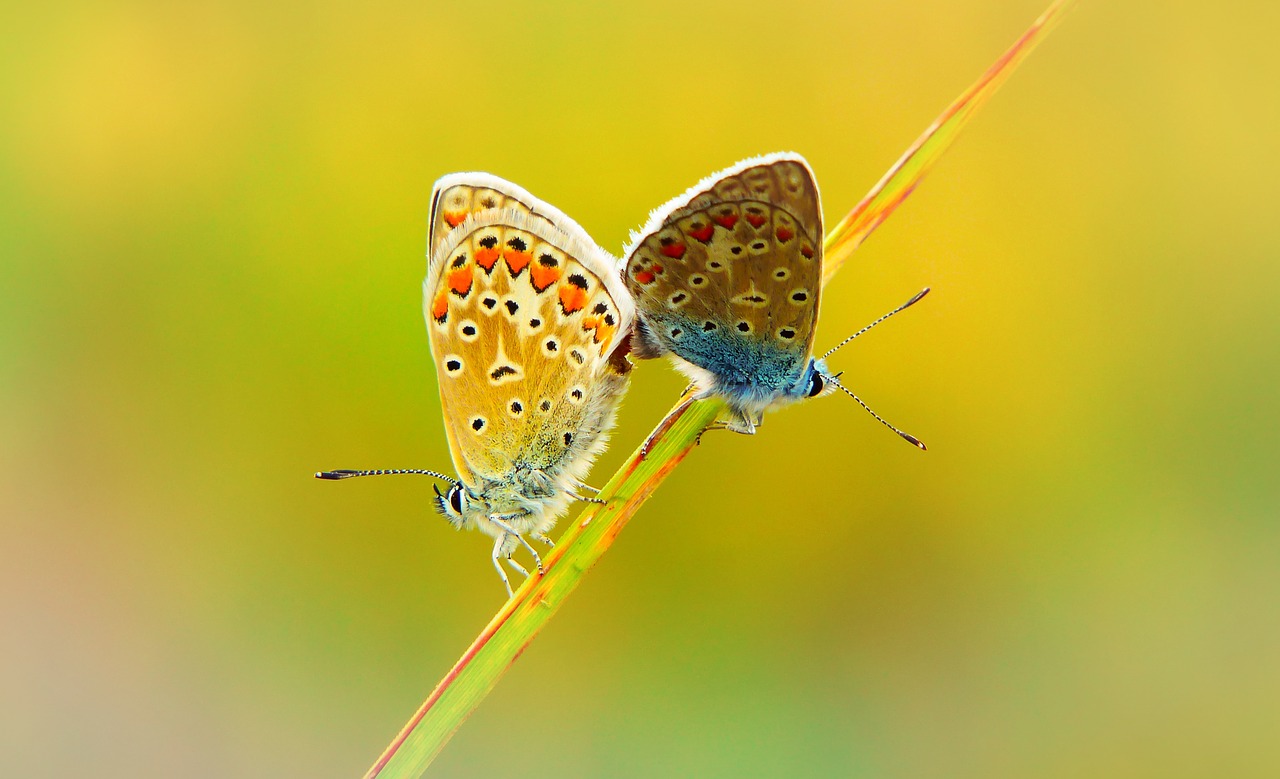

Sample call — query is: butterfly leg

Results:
[533,533,555,547]
[569,480,606,505]
[489,516,544,574]
[571,480,601,495]
[724,409,760,435]
[504,552,530,578]
[490,536,514,598]
[695,422,729,445]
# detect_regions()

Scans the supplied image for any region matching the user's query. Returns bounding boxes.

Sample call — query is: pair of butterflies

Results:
[320,153,926,596]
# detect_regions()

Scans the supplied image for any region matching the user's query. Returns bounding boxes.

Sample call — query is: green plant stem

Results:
[365,1,1076,775]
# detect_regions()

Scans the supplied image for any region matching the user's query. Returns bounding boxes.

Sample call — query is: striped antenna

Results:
[826,377,927,451]
[314,468,456,482]
[822,287,930,360]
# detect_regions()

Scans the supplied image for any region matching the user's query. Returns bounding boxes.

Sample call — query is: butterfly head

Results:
[801,358,838,400]
[433,481,472,528]
[312,468,495,526]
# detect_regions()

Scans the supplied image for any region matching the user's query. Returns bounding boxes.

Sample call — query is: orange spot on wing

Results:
[580,314,616,346]
[800,244,815,259]
[659,242,686,259]
[447,266,473,296]
[475,248,500,272]
[558,284,588,313]
[503,250,531,275]
[651,264,664,275]
[745,213,767,228]
[712,213,738,229]
[689,224,714,243]
[443,211,467,228]
[530,263,561,292]
[634,270,655,285]
[775,227,794,242]
[431,289,449,322]
[581,315,601,342]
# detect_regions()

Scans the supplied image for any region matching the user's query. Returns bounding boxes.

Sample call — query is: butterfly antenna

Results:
[314,468,456,482]
[822,287,930,360]
[826,377,927,451]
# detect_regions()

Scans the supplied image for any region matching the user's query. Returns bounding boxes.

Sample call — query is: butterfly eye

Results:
[447,485,465,514]
[807,372,826,398]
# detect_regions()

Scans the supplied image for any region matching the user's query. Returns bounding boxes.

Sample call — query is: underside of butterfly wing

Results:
[426,207,633,526]
[622,153,823,406]
[428,172,590,262]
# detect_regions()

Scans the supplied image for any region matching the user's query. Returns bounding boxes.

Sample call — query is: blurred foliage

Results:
[2,1,1278,777]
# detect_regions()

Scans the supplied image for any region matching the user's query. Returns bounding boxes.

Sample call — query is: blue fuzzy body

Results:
[636,315,827,430]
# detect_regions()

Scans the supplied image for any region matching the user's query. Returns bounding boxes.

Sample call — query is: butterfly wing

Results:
[426,205,634,492]
[621,153,823,395]
[428,172,589,261]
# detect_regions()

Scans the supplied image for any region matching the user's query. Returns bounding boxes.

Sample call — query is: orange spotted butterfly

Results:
[319,173,634,596]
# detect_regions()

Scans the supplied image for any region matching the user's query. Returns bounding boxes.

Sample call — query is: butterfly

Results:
[621,152,927,446]
[318,173,635,596]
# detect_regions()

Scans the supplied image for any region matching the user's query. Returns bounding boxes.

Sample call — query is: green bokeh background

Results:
[4,1,1278,776]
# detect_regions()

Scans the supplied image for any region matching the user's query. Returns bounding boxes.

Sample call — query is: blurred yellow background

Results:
[3,0,1278,776]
